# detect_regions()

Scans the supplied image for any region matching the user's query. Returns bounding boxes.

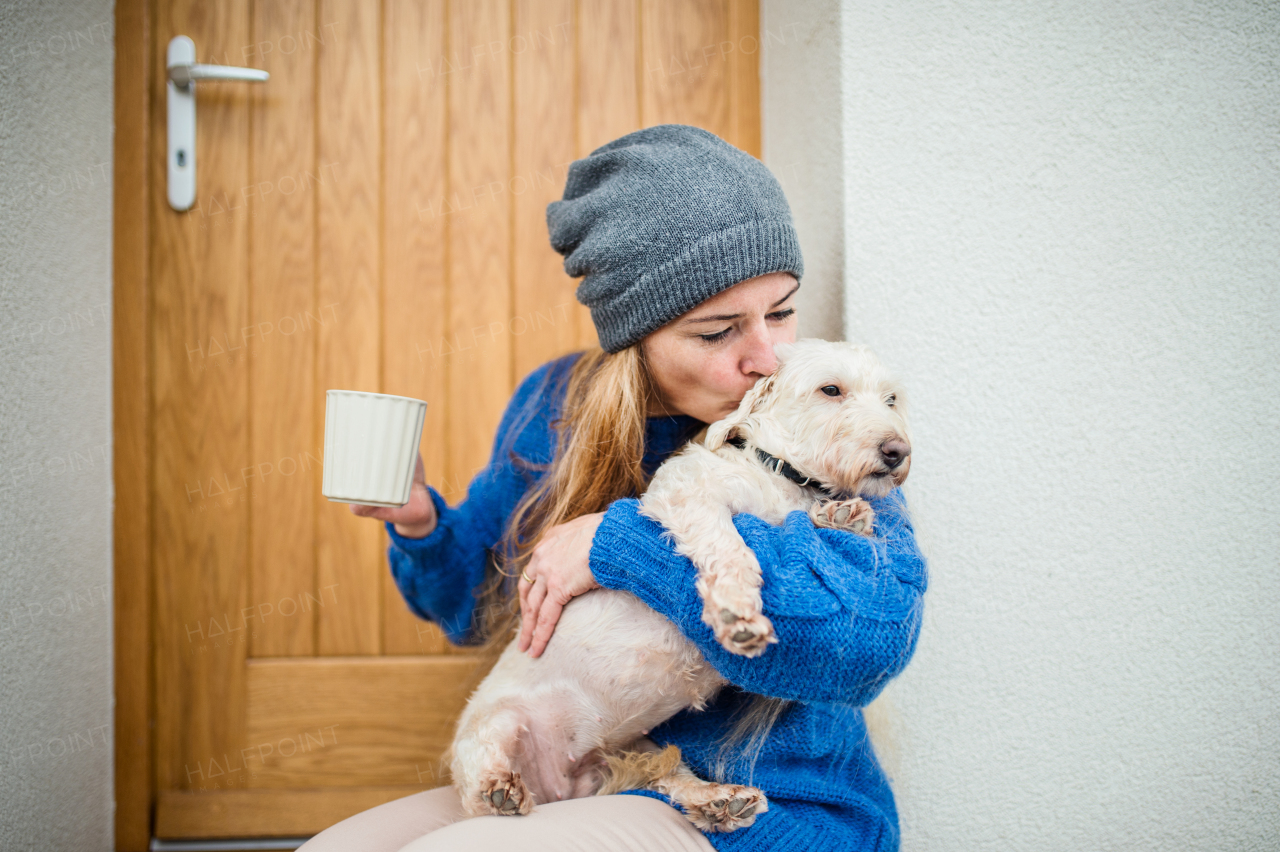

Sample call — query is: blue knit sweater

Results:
[384,351,928,851]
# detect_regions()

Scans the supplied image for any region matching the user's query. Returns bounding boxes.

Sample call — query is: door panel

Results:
[135,0,761,840]
[244,657,476,788]
[249,0,318,660]
[382,0,449,656]
[150,0,253,800]
[514,0,578,378]
[445,0,514,555]
[314,0,384,657]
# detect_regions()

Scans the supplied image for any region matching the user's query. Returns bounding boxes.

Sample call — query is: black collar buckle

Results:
[724,435,836,498]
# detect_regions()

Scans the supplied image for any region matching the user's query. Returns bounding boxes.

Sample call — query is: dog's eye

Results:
[820,385,841,397]
[885,394,897,407]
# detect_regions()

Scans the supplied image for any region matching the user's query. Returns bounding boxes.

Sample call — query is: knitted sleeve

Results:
[588,489,927,706]
[382,359,564,646]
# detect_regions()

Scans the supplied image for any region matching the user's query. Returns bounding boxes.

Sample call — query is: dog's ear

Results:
[705,371,779,451]
[774,341,799,363]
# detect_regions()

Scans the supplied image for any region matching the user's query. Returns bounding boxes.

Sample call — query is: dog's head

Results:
[705,339,911,499]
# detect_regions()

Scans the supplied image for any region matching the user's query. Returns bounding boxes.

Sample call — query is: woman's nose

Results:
[742,323,778,375]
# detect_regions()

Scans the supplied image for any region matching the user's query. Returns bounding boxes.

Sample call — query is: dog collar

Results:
[725,435,836,498]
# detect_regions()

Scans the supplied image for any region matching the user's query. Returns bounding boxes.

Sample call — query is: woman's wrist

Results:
[394,516,437,539]
[391,482,439,539]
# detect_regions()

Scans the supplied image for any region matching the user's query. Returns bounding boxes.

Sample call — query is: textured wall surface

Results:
[836,1,1279,849]
[0,0,115,849]
[761,0,844,341]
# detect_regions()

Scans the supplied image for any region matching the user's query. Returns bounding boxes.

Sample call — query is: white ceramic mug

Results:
[322,390,428,508]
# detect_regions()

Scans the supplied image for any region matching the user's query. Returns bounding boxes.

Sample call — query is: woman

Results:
[299,124,927,852]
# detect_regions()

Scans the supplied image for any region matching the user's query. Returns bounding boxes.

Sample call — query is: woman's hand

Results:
[349,452,438,539]
[518,512,606,658]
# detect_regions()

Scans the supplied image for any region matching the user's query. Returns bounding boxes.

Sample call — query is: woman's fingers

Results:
[525,591,565,659]
[348,500,414,523]
[347,453,434,531]
[349,503,392,520]
[516,569,532,649]
[516,512,608,656]
[518,576,546,653]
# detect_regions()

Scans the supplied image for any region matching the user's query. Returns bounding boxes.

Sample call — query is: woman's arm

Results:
[384,481,501,645]
[588,489,927,706]
[384,357,571,645]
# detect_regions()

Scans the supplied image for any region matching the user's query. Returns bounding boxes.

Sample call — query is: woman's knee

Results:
[396,793,715,852]
[296,786,466,852]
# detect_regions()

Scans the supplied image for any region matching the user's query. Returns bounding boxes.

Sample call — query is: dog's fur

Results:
[445,339,911,832]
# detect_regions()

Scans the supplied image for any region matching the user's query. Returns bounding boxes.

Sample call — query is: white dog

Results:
[446,339,911,832]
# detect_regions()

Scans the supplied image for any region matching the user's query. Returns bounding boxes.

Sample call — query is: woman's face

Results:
[640,271,799,424]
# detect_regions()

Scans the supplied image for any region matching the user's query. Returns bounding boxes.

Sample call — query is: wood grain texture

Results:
[381,0,451,655]
[154,786,434,838]
[575,0,639,348]
[315,0,384,655]
[641,0,729,138]
[576,0,640,155]
[726,0,761,158]
[113,0,150,845]
[445,0,513,500]
[512,0,579,380]
[243,656,485,788]
[151,0,253,792]
[250,0,319,658]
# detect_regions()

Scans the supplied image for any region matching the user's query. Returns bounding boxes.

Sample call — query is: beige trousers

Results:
[296,785,717,852]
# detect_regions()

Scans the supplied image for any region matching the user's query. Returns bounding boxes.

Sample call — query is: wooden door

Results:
[114,0,761,846]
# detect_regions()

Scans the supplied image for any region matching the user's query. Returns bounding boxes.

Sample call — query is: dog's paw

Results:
[469,769,533,816]
[808,498,876,536]
[705,602,777,658]
[677,783,769,833]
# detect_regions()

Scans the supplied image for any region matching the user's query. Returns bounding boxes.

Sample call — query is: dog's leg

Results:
[654,751,770,833]
[643,499,777,657]
[807,497,876,536]
[450,704,536,817]
[599,737,768,833]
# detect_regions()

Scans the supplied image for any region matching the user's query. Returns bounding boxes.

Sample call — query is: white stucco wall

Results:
[0,0,116,849]
[830,1,1279,849]
[761,0,845,343]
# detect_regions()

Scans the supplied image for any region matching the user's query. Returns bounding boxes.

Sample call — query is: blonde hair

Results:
[459,343,790,786]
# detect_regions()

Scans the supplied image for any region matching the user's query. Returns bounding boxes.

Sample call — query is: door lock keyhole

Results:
[166,35,269,211]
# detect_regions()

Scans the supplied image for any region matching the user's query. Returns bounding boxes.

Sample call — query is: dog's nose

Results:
[879,439,911,470]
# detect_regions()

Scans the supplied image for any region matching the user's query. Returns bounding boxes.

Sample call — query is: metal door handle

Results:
[168,62,269,89]
[166,35,270,212]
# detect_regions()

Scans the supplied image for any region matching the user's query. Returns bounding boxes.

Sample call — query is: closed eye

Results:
[697,307,796,344]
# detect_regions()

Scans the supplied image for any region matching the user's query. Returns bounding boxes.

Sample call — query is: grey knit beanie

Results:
[546,124,804,353]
